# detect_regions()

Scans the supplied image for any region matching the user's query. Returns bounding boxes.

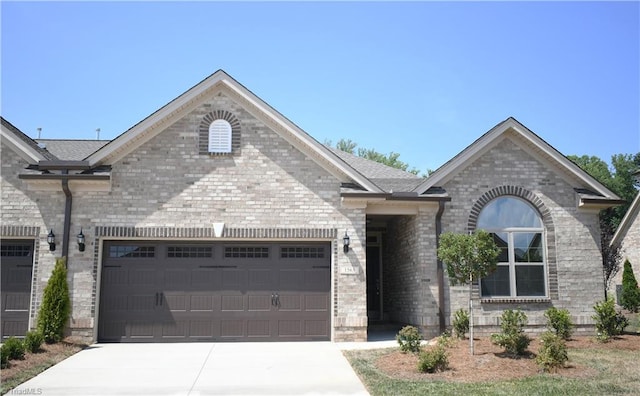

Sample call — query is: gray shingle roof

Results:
[1,117,59,161]
[326,146,422,192]
[36,140,110,161]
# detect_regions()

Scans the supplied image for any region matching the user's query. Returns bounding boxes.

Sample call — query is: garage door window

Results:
[109,246,155,258]
[1,244,32,257]
[224,246,269,258]
[167,246,213,258]
[280,247,325,258]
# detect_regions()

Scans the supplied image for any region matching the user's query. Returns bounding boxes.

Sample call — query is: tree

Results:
[600,215,622,299]
[37,257,71,343]
[620,259,640,313]
[437,230,500,354]
[329,138,424,176]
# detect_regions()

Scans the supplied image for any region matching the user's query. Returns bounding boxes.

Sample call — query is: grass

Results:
[345,344,640,396]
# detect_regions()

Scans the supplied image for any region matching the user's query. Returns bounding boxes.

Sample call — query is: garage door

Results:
[1,240,34,339]
[98,241,331,342]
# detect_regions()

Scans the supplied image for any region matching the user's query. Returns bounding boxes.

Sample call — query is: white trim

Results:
[1,125,46,163]
[611,192,640,247]
[85,70,382,193]
[413,118,620,200]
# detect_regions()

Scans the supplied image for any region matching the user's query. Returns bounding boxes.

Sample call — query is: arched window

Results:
[477,196,546,298]
[208,119,232,153]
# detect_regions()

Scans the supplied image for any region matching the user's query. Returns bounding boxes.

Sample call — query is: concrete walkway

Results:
[12,342,376,396]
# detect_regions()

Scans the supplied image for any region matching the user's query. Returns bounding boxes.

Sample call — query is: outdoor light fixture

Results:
[77,228,85,252]
[47,229,56,251]
[343,231,350,253]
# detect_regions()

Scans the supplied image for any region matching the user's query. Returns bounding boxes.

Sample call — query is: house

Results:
[0,70,624,343]
[611,174,640,303]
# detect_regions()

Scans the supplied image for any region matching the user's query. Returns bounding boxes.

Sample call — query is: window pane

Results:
[477,197,542,229]
[514,233,543,263]
[481,266,510,297]
[491,233,509,262]
[515,265,545,296]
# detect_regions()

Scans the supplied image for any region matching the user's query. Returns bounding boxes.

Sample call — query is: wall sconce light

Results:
[47,229,56,251]
[77,228,86,252]
[343,231,350,253]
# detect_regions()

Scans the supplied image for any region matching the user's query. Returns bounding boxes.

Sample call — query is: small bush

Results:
[417,345,449,373]
[396,325,422,353]
[620,259,640,313]
[437,331,453,348]
[2,337,26,360]
[452,308,469,339]
[544,307,574,340]
[593,298,629,342]
[491,309,531,356]
[24,330,45,353]
[37,257,71,343]
[535,331,568,372]
[0,345,9,368]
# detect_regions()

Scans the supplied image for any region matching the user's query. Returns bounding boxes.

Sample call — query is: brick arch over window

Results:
[198,110,241,155]
[467,185,558,300]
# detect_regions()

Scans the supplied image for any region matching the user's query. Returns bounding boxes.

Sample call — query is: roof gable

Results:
[611,191,640,247]
[1,117,57,162]
[86,70,382,193]
[413,117,622,203]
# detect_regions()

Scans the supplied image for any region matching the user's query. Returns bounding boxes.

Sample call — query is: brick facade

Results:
[1,73,619,343]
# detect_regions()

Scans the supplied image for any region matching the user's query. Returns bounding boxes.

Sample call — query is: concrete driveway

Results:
[12,342,371,396]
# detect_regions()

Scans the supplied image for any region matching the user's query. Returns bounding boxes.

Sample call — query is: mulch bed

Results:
[376,334,640,383]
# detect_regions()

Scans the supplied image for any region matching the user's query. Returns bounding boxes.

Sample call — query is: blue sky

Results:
[2,1,638,174]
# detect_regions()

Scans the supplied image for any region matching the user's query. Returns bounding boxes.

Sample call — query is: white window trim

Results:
[480,227,548,299]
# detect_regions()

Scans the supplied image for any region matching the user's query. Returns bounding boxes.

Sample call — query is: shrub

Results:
[452,308,469,339]
[37,257,71,344]
[544,307,574,340]
[491,309,531,356]
[535,331,568,372]
[620,259,640,313]
[437,331,453,348]
[0,346,8,368]
[24,330,45,353]
[396,325,422,353]
[593,298,629,342]
[417,345,449,373]
[2,337,26,360]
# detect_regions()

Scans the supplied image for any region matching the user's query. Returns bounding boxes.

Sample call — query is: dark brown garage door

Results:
[1,240,34,339]
[98,241,331,342]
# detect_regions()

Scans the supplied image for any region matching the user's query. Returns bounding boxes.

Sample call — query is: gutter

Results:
[341,192,452,202]
[435,200,446,333]
[61,175,72,259]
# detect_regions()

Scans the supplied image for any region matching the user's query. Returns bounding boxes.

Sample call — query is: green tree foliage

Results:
[490,309,531,356]
[592,298,629,342]
[330,138,424,176]
[620,259,640,313]
[437,230,500,286]
[37,257,71,343]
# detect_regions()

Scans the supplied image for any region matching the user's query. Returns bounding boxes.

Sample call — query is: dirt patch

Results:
[1,337,86,386]
[376,334,640,383]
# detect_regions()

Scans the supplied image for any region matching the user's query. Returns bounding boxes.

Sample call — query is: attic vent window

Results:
[208,119,232,153]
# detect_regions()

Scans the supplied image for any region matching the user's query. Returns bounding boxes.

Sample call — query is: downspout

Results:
[61,172,73,261]
[435,200,446,334]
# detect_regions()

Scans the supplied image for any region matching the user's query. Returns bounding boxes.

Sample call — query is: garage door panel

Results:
[304,295,329,311]
[220,320,244,337]
[247,294,271,311]
[1,240,34,339]
[190,295,214,311]
[221,295,244,311]
[99,241,330,342]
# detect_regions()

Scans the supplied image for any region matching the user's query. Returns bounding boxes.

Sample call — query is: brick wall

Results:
[1,92,368,342]
[440,136,603,334]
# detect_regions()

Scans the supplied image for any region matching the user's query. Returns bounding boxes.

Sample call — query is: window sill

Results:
[480,297,551,304]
